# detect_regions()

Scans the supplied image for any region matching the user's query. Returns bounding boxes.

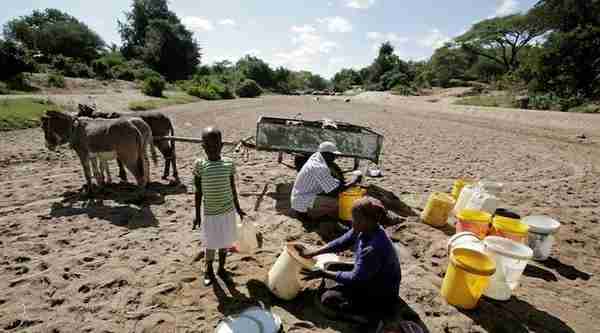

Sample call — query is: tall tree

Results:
[455,14,547,72]
[119,0,200,80]
[3,9,105,62]
[236,55,274,88]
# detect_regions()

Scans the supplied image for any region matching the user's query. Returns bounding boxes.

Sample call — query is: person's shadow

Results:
[212,275,261,316]
[538,257,591,281]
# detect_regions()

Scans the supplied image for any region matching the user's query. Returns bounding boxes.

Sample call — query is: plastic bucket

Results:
[453,185,478,215]
[456,209,492,238]
[447,232,485,255]
[451,179,474,200]
[483,236,532,301]
[478,181,504,197]
[521,215,561,261]
[420,192,455,227]
[490,216,529,244]
[441,248,496,309]
[465,191,498,215]
[267,243,316,300]
[338,186,367,221]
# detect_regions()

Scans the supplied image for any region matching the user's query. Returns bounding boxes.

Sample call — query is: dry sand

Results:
[1,92,599,332]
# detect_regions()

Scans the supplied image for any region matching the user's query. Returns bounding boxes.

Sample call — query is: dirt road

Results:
[1,95,598,332]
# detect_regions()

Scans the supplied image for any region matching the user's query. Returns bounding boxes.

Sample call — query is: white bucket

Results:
[522,215,560,261]
[236,222,259,254]
[453,185,478,216]
[465,191,498,215]
[483,236,532,301]
[447,232,485,255]
[267,244,315,300]
[478,181,504,197]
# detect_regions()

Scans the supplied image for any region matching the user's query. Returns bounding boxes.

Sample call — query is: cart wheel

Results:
[294,154,310,171]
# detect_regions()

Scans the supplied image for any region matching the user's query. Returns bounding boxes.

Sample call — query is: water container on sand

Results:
[521,215,561,261]
[441,248,496,309]
[456,209,492,238]
[490,216,529,244]
[494,208,521,219]
[314,253,340,270]
[483,236,532,301]
[339,186,367,221]
[267,243,316,300]
[451,179,474,200]
[454,185,478,215]
[235,222,259,253]
[478,181,504,197]
[447,232,485,255]
[466,191,498,215]
[420,192,455,227]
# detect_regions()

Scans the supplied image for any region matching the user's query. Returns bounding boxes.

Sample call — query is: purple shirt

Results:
[322,226,401,301]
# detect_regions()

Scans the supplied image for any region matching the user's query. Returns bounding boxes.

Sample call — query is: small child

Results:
[193,127,246,286]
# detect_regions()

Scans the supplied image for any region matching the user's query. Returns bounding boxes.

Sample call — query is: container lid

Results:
[240,307,282,333]
[492,216,529,235]
[456,209,492,224]
[447,232,482,252]
[483,236,533,260]
[521,215,561,234]
[215,315,261,333]
[494,208,521,219]
[286,243,317,269]
[450,248,496,276]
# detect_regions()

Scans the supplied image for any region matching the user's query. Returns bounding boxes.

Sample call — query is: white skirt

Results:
[200,209,238,249]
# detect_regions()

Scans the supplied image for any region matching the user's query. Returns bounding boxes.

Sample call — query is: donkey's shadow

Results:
[60,181,187,206]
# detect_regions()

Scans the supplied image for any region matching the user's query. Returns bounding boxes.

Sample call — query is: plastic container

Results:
[465,191,498,215]
[455,209,492,238]
[483,236,533,301]
[338,186,367,221]
[521,215,561,261]
[441,248,496,309]
[314,253,340,270]
[447,232,485,255]
[451,179,474,200]
[420,192,455,227]
[267,243,316,300]
[453,185,478,215]
[215,307,282,333]
[235,222,259,253]
[494,208,521,219]
[490,216,529,244]
[478,181,504,197]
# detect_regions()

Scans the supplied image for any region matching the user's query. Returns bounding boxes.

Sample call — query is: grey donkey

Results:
[77,104,179,183]
[41,111,156,193]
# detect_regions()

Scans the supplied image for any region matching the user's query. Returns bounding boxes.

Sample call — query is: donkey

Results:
[77,104,179,183]
[41,111,155,193]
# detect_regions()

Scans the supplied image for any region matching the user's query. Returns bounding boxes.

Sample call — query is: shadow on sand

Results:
[523,264,558,282]
[461,296,575,333]
[538,257,591,281]
[60,181,187,206]
[49,200,159,229]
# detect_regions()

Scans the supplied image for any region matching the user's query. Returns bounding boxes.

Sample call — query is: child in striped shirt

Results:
[193,127,246,286]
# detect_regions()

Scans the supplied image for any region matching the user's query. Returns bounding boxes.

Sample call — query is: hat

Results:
[318,141,341,154]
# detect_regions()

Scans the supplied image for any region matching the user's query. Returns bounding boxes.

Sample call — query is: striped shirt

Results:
[291,152,340,212]
[193,158,236,216]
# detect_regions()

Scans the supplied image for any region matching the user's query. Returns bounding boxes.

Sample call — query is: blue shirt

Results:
[322,226,401,301]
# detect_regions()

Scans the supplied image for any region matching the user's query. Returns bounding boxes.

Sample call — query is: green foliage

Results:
[391,84,417,96]
[113,64,137,81]
[307,74,329,91]
[142,76,166,97]
[568,104,600,114]
[119,0,200,81]
[47,73,66,88]
[187,85,220,100]
[0,40,35,80]
[6,73,37,92]
[236,79,263,98]
[92,58,112,79]
[0,82,9,94]
[128,93,198,111]
[50,55,94,78]
[528,93,561,110]
[454,94,518,108]
[332,68,361,92]
[429,46,471,87]
[0,98,62,131]
[3,8,105,62]
[236,55,274,89]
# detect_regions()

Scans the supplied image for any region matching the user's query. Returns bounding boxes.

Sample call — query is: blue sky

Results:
[2,0,538,78]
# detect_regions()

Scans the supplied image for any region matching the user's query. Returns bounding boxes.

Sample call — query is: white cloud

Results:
[328,1,334,7]
[291,24,316,33]
[273,31,339,70]
[495,0,519,16]
[417,28,450,49]
[367,32,381,40]
[318,16,353,33]
[345,0,375,9]
[367,32,408,43]
[245,49,262,56]
[328,57,345,65]
[218,18,237,27]
[182,17,214,32]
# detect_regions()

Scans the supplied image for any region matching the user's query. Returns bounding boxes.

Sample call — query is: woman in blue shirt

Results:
[298,197,401,315]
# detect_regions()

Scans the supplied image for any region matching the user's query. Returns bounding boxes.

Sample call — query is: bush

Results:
[528,93,561,110]
[113,64,136,81]
[0,82,9,94]
[0,40,35,80]
[210,82,235,99]
[142,76,166,97]
[92,59,112,79]
[568,104,600,113]
[47,73,66,88]
[135,68,162,81]
[70,62,94,78]
[391,84,417,96]
[187,85,220,100]
[236,79,263,98]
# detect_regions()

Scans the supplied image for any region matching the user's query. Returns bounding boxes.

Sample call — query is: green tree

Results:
[119,0,200,81]
[3,9,105,62]
[429,45,471,87]
[236,55,274,89]
[307,74,329,91]
[0,39,35,80]
[455,14,547,72]
[368,41,401,83]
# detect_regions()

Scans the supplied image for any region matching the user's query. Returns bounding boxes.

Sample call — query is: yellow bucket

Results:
[491,216,529,243]
[451,179,474,200]
[456,209,492,238]
[338,186,367,221]
[441,248,496,309]
[420,192,455,227]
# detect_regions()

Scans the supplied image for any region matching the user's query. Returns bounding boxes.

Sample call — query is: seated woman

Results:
[297,197,401,316]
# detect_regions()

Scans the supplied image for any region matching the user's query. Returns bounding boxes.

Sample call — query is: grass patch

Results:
[0,98,62,131]
[454,94,517,108]
[128,93,200,111]
[568,104,600,113]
